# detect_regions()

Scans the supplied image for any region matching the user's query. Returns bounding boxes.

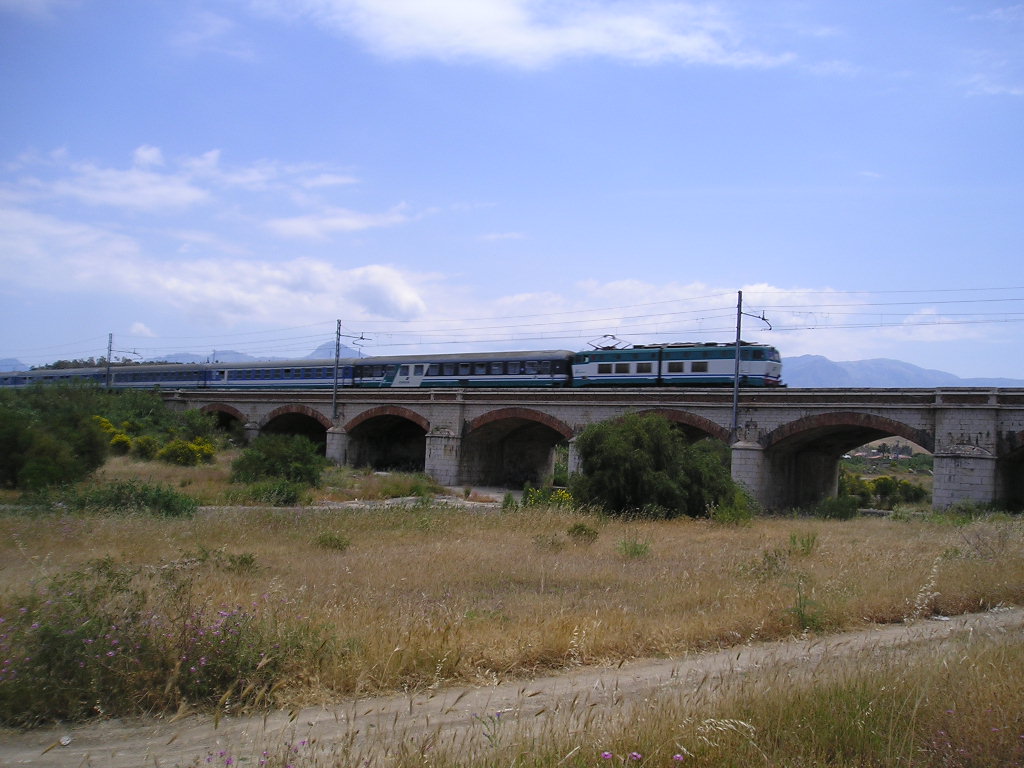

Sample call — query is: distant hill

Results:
[0,358,24,372]
[307,342,362,359]
[783,355,1024,388]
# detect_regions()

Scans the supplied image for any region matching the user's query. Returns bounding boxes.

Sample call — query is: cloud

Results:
[130,322,156,337]
[171,9,256,60]
[266,205,411,239]
[49,163,210,211]
[258,0,792,69]
[0,0,73,20]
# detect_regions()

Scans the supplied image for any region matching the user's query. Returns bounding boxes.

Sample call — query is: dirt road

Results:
[2,608,1021,767]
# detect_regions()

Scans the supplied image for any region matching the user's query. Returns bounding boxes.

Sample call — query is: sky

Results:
[1,0,1023,379]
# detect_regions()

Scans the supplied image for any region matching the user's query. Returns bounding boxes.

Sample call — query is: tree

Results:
[570,412,736,518]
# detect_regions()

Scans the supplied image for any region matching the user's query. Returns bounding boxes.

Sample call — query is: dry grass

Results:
[3,489,1022,711]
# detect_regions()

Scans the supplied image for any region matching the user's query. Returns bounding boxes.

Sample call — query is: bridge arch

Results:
[344,406,429,473]
[760,412,934,510]
[260,405,333,451]
[345,406,429,434]
[763,412,934,453]
[467,407,572,439]
[463,407,572,487]
[199,403,247,437]
[636,408,731,444]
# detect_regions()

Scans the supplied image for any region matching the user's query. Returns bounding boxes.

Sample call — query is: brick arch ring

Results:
[344,405,430,433]
[635,408,731,443]
[262,404,334,430]
[199,403,246,424]
[762,411,935,453]
[467,407,573,439]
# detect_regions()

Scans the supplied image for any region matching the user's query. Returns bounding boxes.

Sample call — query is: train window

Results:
[413,365,424,376]
[490,362,504,375]
[372,365,384,377]
[637,362,653,374]
[539,361,551,374]
[598,363,612,374]
[525,361,538,375]
[692,362,708,373]
[399,365,409,376]
[427,364,439,376]
[474,363,487,375]
[459,363,471,375]
[614,363,630,374]
[443,363,455,375]
[667,362,684,373]
[386,366,397,377]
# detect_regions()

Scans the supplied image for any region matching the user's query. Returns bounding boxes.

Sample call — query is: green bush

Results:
[231,434,328,486]
[815,494,860,520]
[315,531,352,551]
[156,438,215,466]
[60,479,198,517]
[246,479,308,506]
[130,434,159,460]
[109,432,132,455]
[570,413,736,518]
[0,387,109,490]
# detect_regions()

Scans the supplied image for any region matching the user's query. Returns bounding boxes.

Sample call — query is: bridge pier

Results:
[424,429,462,486]
[730,441,768,507]
[326,427,348,465]
[933,450,998,509]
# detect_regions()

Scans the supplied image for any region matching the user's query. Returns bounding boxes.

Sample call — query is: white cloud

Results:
[171,9,256,60]
[50,163,209,211]
[266,205,410,239]
[257,0,792,69]
[133,145,165,168]
[0,0,73,20]
[130,322,156,337]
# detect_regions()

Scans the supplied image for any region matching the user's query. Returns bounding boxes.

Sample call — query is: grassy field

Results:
[2,454,1023,764]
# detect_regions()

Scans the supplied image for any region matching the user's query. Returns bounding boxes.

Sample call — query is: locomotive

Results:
[0,341,782,389]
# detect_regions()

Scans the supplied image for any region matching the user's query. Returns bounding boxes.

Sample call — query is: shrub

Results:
[231,434,328,486]
[60,479,198,517]
[815,494,859,520]
[109,432,132,455]
[570,413,736,518]
[245,479,308,506]
[130,434,159,460]
[315,532,351,551]
[566,521,599,543]
[156,438,215,467]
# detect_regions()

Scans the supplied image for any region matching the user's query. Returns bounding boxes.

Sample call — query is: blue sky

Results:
[2,0,1022,378]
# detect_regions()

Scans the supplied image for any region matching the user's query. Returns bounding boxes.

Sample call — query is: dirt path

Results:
[2,608,1021,767]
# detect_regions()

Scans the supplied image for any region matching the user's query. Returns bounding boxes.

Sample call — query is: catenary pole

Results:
[332,319,341,420]
[731,291,742,440]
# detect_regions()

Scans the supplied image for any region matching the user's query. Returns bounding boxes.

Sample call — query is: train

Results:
[0,341,783,390]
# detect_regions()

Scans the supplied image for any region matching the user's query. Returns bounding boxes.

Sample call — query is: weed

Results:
[315,531,351,552]
[789,530,818,556]
[617,534,650,559]
[566,521,599,543]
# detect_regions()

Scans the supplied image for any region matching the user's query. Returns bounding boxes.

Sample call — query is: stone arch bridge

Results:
[165,387,1024,510]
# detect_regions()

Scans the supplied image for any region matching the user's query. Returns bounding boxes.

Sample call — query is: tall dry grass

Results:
[3,493,1022,712]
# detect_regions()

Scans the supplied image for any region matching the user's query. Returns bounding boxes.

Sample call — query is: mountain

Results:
[783,355,1024,388]
[0,358,24,372]
[307,342,361,359]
